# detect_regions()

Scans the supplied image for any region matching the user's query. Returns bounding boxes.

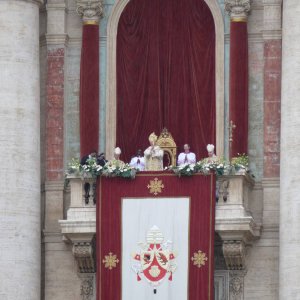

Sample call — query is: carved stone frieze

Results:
[225,0,251,20]
[222,240,246,270]
[80,275,94,300]
[76,0,104,23]
[73,239,96,273]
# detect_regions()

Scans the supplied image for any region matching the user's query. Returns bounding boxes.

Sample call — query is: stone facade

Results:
[2,0,298,299]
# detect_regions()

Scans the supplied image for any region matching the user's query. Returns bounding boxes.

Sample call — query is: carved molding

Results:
[76,0,104,23]
[80,275,94,300]
[216,178,229,203]
[73,239,96,273]
[225,0,251,21]
[222,240,246,270]
[229,271,246,300]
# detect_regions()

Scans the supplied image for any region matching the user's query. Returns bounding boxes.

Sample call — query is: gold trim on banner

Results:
[102,252,119,270]
[191,250,208,268]
[231,17,247,22]
[83,20,99,25]
[147,177,164,195]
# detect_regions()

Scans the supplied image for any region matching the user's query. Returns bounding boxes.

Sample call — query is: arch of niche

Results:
[105,0,224,159]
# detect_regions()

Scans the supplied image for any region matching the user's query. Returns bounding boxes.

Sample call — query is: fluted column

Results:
[225,0,251,158]
[0,0,42,299]
[280,1,300,298]
[76,0,103,157]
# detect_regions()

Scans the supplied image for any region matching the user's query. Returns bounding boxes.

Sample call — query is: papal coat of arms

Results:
[131,226,177,293]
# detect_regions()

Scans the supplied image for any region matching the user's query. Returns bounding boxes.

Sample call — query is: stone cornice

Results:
[22,0,44,6]
[225,0,251,21]
[263,0,282,5]
[76,0,104,24]
[45,34,69,47]
[46,3,67,11]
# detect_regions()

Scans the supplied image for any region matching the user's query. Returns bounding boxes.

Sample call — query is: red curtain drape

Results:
[116,0,215,162]
[80,24,99,157]
[229,21,248,157]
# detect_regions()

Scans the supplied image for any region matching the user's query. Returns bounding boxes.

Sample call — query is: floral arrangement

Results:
[66,156,137,179]
[66,154,249,179]
[168,154,249,177]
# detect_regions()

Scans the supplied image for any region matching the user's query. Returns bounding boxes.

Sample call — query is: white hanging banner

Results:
[122,197,190,300]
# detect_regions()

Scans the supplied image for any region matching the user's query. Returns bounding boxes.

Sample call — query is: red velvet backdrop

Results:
[97,172,215,300]
[116,0,215,162]
[80,24,99,157]
[229,21,248,157]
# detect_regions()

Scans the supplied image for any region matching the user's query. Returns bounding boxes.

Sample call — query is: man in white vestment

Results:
[144,132,164,171]
[177,144,196,166]
[106,147,125,168]
[206,144,217,162]
[129,149,145,171]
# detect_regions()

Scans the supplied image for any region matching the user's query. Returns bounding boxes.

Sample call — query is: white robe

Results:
[177,152,196,166]
[129,156,145,171]
[144,146,164,171]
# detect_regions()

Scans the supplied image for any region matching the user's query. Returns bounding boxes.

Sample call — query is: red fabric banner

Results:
[229,21,248,157]
[116,0,215,162]
[97,172,215,300]
[80,24,99,157]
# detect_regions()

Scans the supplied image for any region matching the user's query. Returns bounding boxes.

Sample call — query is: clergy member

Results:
[177,144,196,166]
[130,149,145,171]
[206,144,217,162]
[106,147,125,168]
[144,132,164,171]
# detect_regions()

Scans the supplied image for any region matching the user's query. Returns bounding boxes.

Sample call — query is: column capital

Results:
[225,0,251,22]
[76,0,103,25]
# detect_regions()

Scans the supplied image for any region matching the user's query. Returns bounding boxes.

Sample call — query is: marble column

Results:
[0,0,42,299]
[225,0,251,158]
[76,0,103,157]
[280,1,300,298]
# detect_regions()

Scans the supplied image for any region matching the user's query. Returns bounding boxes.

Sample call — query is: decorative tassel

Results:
[137,274,141,281]
[169,272,172,281]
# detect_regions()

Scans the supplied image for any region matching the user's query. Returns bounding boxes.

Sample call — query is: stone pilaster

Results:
[280,1,300,298]
[80,274,95,300]
[263,0,282,179]
[223,241,247,300]
[229,271,247,300]
[0,1,42,299]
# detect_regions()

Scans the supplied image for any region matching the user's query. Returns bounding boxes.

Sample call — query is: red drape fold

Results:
[229,21,248,157]
[116,0,215,162]
[80,24,99,157]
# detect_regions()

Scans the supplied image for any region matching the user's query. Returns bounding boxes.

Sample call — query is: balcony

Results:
[59,172,261,274]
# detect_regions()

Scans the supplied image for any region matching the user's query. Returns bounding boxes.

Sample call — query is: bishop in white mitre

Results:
[177,144,196,166]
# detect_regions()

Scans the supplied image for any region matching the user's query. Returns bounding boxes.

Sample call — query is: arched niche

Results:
[105,0,224,159]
